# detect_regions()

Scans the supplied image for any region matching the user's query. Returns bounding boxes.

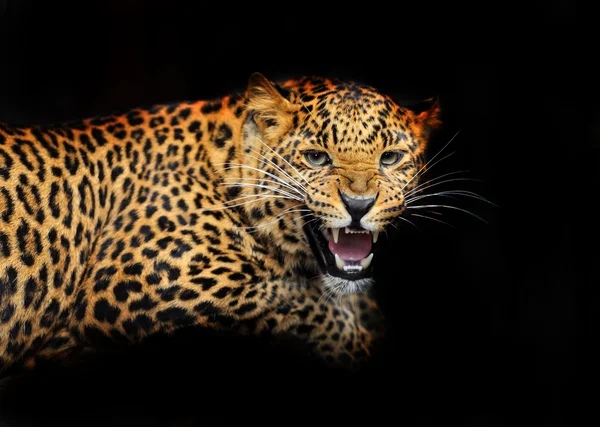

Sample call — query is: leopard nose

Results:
[340,192,377,227]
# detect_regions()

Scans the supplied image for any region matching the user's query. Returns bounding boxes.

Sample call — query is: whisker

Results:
[252,136,314,189]
[200,194,297,212]
[384,225,395,236]
[222,176,302,196]
[218,158,306,198]
[318,287,335,304]
[249,203,308,221]
[409,213,455,228]
[303,217,322,232]
[219,192,295,205]
[405,175,481,198]
[320,279,347,304]
[246,210,311,231]
[401,130,461,192]
[404,178,486,204]
[302,216,320,225]
[396,216,420,231]
[406,190,492,205]
[219,182,303,202]
[406,204,488,223]
[335,281,351,304]
[244,149,305,193]
[247,212,315,233]
[244,144,309,194]
[214,163,304,197]
[402,151,456,192]
[316,220,334,232]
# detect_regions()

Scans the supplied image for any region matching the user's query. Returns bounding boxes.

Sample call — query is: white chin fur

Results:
[322,274,374,296]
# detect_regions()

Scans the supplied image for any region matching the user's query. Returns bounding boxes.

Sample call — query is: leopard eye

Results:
[380,151,404,166]
[303,150,331,167]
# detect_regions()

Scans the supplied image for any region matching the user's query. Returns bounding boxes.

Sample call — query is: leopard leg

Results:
[256,283,380,369]
[190,277,377,368]
[349,292,385,342]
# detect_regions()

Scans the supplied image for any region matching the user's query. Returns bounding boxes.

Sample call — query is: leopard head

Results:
[238,73,440,294]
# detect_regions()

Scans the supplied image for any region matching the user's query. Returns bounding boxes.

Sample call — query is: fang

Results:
[332,228,340,244]
[360,253,374,269]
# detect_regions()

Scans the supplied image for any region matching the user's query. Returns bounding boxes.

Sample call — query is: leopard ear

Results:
[412,96,442,131]
[246,72,298,140]
[405,95,441,146]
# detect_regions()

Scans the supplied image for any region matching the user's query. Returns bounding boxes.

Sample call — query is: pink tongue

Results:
[328,231,372,261]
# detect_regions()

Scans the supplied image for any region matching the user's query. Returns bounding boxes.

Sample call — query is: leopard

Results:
[0,73,440,374]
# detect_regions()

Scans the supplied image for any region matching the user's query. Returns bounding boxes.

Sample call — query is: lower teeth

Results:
[333,253,374,272]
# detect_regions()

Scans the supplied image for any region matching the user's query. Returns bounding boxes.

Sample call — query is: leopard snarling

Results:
[0,73,440,373]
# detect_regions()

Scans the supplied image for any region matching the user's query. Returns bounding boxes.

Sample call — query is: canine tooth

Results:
[332,228,340,244]
[334,254,345,270]
[360,253,374,269]
[345,227,350,234]
[372,231,379,243]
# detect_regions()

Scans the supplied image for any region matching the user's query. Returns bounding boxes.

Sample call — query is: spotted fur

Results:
[0,73,440,373]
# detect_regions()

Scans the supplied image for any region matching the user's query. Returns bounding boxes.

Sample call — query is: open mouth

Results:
[303,221,380,280]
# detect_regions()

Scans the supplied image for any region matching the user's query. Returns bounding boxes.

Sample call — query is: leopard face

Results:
[239,74,440,295]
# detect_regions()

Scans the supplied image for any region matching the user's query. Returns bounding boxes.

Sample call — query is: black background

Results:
[0,1,592,426]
